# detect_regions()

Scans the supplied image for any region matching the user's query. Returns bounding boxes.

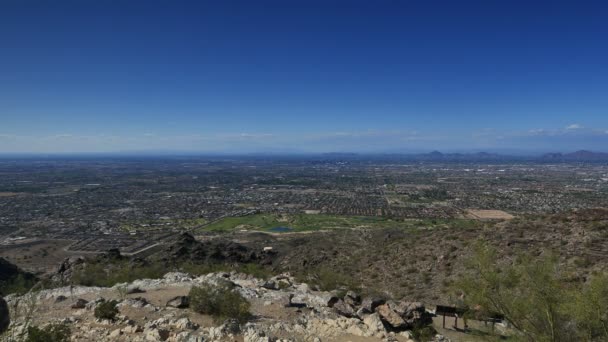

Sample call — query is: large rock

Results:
[358,297,385,315]
[333,299,357,318]
[389,301,431,327]
[244,327,273,342]
[166,296,189,308]
[164,233,275,265]
[376,304,407,329]
[343,290,361,306]
[71,298,89,309]
[173,317,199,330]
[261,280,279,290]
[390,301,424,317]
[52,257,84,284]
[363,313,386,336]
[144,327,170,341]
[0,296,9,334]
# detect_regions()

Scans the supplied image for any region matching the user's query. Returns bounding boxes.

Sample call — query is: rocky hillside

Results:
[2,271,451,342]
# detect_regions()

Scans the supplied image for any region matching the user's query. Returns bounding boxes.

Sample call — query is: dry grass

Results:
[465,209,514,220]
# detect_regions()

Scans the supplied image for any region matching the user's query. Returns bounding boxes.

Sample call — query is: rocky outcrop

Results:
[377,303,408,329]
[166,296,189,309]
[4,271,445,341]
[163,233,275,266]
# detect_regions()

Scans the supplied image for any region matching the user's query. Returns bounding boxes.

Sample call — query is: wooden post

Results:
[442,314,446,328]
[454,316,458,329]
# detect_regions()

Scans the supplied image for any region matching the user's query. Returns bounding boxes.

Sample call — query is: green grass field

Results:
[197,213,480,233]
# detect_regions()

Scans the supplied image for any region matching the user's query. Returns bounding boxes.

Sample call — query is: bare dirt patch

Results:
[0,239,77,274]
[466,209,514,220]
[0,192,20,197]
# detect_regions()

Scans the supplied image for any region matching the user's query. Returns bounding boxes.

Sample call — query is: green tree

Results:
[455,242,578,341]
[570,273,608,341]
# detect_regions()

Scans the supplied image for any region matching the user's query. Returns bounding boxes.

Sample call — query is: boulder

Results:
[358,297,385,315]
[333,299,357,318]
[376,304,407,329]
[344,290,361,306]
[389,301,431,327]
[320,293,340,308]
[71,298,89,309]
[363,313,386,336]
[144,327,170,341]
[127,285,146,294]
[0,296,9,334]
[173,317,199,330]
[261,280,278,290]
[244,327,273,342]
[166,296,189,309]
[390,301,424,318]
[120,297,150,309]
[109,328,123,338]
[221,318,241,335]
[54,295,68,303]
[124,325,144,333]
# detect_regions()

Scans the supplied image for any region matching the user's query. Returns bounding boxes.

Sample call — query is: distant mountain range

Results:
[539,150,608,162]
[321,150,608,162]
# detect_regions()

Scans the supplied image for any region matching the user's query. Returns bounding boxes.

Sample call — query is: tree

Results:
[455,241,578,341]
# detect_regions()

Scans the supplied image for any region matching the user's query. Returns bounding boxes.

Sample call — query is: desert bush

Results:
[0,273,38,296]
[71,262,165,287]
[455,241,608,341]
[304,267,356,291]
[26,324,70,342]
[94,300,119,320]
[411,325,437,341]
[189,283,251,323]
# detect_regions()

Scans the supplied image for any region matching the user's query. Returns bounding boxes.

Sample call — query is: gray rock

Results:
[127,285,146,294]
[173,317,199,330]
[359,297,385,314]
[144,327,170,341]
[71,298,89,309]
[333,299,357,318]
[54,295,68,303]
[376,304,407,329]
[261,280,278,290]
[345,290,361,304]
[166,296,189,308]
[221,318,241,334]
[363,313,386,335]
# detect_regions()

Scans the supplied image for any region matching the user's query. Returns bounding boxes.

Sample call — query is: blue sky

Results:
[1,0,607,153]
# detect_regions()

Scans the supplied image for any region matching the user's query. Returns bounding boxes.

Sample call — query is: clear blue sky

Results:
[1,0,607,153]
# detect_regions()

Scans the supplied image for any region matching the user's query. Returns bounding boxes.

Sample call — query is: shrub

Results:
[0,273,38,296]
[94,300,119,320]
[71,262,166,287]
[411,325,437,341]
[189,283,251,323]
[26,324,71,342]
[455,241,608,341]
[305,267,356,291]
